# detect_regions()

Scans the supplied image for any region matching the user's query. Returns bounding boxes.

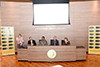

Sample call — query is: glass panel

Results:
[96,27,100,29]
[8,34,13,36]
[89,27,94,29]
[8,27,13,30]
[96,37,100,39]
[89,33,94,35]
[1,27,7,30]
[96,30,100,32]
[9,44,13,46]
[90,30,94,32]
[95,43,100,45]
[89,43,94,45]
[2,44,7,46]
[89,46,94,48]
[2,38,7,40]
[96,33,100,35]
[9,41,13,43]
[2,41,7,43]
[9,47,14,49]
[1,31,7,33]
[90,37,94,39]
[2,48,8,50]
[95,40,100,42]
[8,31,13,33]
[95,47,100,49]
[8,38,13,39]
[2,34,7,36]
[89,40,94,42]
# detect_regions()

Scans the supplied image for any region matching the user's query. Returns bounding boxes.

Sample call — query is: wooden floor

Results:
[0,49,100,67]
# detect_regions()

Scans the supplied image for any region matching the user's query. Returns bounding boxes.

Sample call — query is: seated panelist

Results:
[28,36,37,46]
[62,37,70,45]
[39,36,48,46]
[50,36,59,46]
[16,33,24,48]
[25,36,37,49]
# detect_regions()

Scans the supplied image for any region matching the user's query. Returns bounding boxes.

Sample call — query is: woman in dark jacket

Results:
[62,37,70,45]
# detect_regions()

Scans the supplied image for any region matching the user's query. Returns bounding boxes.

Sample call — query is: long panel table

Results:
[18,46,86,62]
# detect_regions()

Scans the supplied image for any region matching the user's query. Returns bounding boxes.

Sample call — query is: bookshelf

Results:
[88,26,100,54]
[1,26,15,56]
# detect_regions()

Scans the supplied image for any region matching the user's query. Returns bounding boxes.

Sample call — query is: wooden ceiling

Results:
[0,0,99,2]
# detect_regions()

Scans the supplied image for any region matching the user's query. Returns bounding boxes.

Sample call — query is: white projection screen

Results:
[32,0,70,25]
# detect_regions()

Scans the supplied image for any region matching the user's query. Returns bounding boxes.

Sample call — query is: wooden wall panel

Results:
[1,1,100,52]
[0,1,1,47]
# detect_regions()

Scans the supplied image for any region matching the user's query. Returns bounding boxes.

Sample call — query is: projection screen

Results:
[32,0,70,25]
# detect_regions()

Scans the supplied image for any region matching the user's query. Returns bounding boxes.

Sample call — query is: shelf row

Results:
[2,47,14,50]
[89,30,100,32]
[2,44,14,46]
[89,33,100,35]
[1,34,14,36]
[1,31,14,33]
[89,26,100,29]
[89,40,100,42]
[1,27,14,30]
[2,41,14,43]
[89,37,100,39]
[89,46,100,49]
[89,43,100,45]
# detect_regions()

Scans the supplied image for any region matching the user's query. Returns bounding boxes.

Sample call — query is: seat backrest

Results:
[39,40,41,42]
[61,40,64,45]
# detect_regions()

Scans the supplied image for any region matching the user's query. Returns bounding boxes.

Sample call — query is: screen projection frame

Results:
[32,0,70,25]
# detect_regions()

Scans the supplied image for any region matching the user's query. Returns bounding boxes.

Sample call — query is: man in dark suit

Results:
[50,36,59,46]
[28,36,37,46]
[25,36,37,49]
